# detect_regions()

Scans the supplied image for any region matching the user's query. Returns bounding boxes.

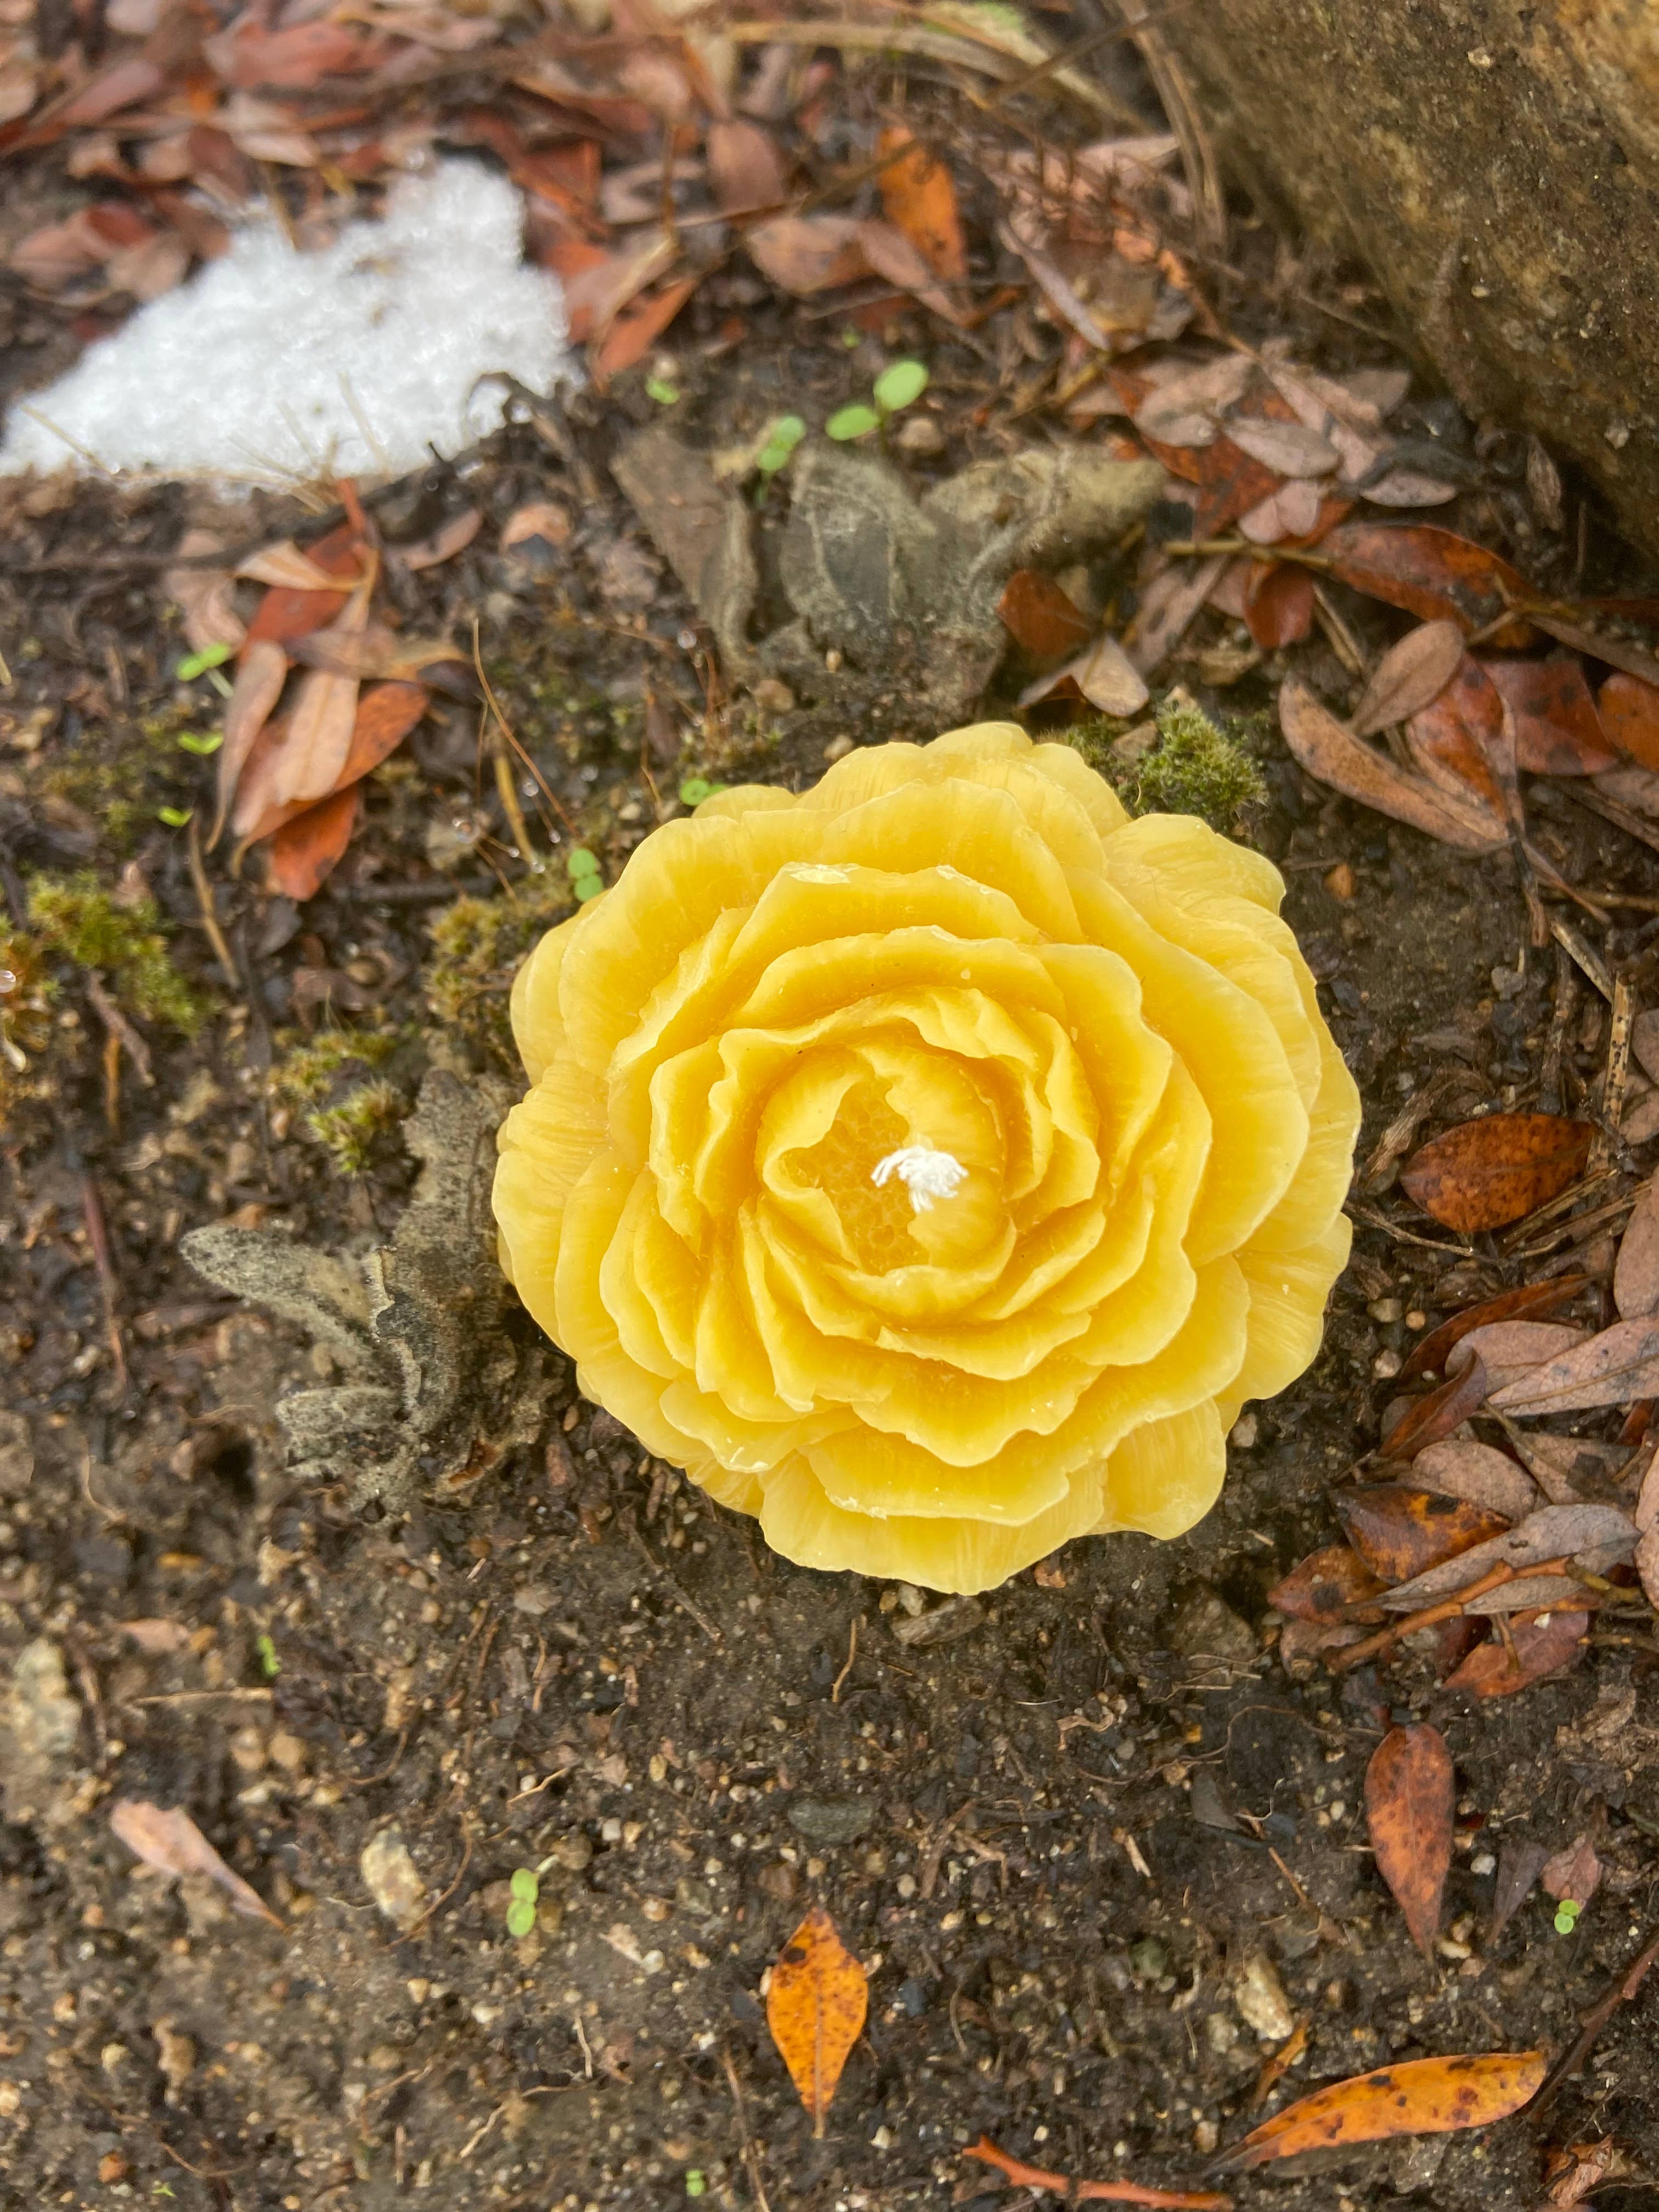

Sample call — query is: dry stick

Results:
[78,1171,127,1392]
[963,2135,1232,2210]
[720,2041,774,2212]
[186,817,238,987]
[1593,974,1635,1172]
[1532,1917,1659,2115]
[1266,1847,1356,1953]
[1330,1555,1577,1672]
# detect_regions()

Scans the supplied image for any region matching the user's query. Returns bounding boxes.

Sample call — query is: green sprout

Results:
[645,376,681,407]
[678,777,729,807]
[754,414,806,484]
[176,729,223,756]
[1554,1898,1582,1936]
[826,359,930,443]
[255,1634,280,1680]
[506,1866,539,1939]
[176,643,233,681]
[156,806,194,829]
[685,2174,707,2199]
[567,847,605,904]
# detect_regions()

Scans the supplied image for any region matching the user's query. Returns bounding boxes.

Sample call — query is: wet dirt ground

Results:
[2,329,1658,2212]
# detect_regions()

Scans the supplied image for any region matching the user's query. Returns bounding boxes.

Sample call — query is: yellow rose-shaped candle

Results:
[494,725,1359,1594]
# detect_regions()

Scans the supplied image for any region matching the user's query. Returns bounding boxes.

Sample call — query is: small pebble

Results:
[1324,861,1356,900]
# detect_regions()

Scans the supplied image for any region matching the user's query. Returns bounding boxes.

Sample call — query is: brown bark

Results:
[1156,1,1659,557]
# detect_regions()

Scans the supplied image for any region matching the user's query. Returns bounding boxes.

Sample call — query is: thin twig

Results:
[721,2042,774,2212]
[79,1171,127,1391]
[187,817,238,987]
[627,1519,723,1645]
[1331,1555,1576,1671]
[831,1613,859,1703]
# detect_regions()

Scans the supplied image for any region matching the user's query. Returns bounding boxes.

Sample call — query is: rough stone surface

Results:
[1159,1,1659,556]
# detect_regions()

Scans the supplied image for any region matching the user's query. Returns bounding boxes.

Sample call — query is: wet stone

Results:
[787,1796,872,1847]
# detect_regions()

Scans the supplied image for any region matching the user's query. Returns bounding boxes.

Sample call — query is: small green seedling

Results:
[685,2174,707,2199]
[678,776,729,807]
[177,642,233,681]
[1554,1898,1583,1936]
[754,414,806,483]
[176,729,223,756]
[506,1866,539,1938]
[827,359,930,443]
[567,847,605,903]
[156,806,194,829]
[645,375,681,407]
[255,1634,280,1679]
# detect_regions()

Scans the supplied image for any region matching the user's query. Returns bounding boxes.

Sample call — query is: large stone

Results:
[1158,2,1659,557]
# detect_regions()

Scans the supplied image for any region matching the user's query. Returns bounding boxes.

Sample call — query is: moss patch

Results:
[271,1023,415,1176]
[424,878,572,1069]
[27,873,211,1033]
[40,709,205,853]
[1067,693,1266,833]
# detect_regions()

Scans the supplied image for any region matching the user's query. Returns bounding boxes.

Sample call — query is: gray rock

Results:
[788,1797,873,1847]
[3,1639,82,1826]
[1165,1589,1258,1666]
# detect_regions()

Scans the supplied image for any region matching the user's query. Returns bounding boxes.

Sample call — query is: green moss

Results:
[27,873,210,1033]
[424,879,571,1068]
[272,1023,402,1106]
[1070,694,1266,831]
[0,927,56,1124]
[306,1079,408,1176]
[41,710,200,851]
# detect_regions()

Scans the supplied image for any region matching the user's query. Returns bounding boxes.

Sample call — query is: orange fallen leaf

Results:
[765,1906,866,2137]
[1267,1544,1385,1624]
[237,681,430,844]
[266,782,362,903]
[213,639,289,845]
[596,274,698,378]
[1321,522,1536,648]
[1350,619,1464,737]
[1242,562,1314,647]
[707,117,786,215]
[1597,670,1659,772]
[747,213,868,296]
[1400,1274,1592,1384]
[1446,1609,1590,1697]
[1336,1487,1510,1583]
[1376,1353,1491,1462]
[1400,1112,1594,1233]
[1365,1724,1454,1956]
[877,124,967,285]
[964,2137,1231,2209]
[1278,679,1503,854]
[110,1798,282,1926]
[1213,2050,1546,2171]
[1482,656,1615,776]
[998,569,1093,661]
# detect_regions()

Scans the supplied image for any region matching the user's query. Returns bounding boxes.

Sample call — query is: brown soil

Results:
[2,211,1658,2212]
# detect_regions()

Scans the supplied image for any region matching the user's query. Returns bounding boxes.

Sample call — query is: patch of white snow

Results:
[0,160,573,483]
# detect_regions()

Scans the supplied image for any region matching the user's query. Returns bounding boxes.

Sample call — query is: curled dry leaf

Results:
[110,1798,281,1926]
[236,681,430,844]
[1409,1439,1540,1525]
[876,125,967,285]
[1541,1832,1602,1908]
[1376,1503,1637,1612]
[1212,2051,1546,2172]
[213,637,289,844]
[747,213,867,296]
[1596,671,1659,773]
[1319,522,1536,649]
[1400,1112,1594,1233]
[1278,679,1502,853]
[1449,1320,1589,1392]
[1365,1724,1454,1956]
[1128,555,1227,675]
[1350,619,1464,737]
[707,117,787,216]
[1448,1609,1590,1698]
[997,569,1093,662]
[266,782,362,904]
[1406,656,1522,837]
[1224,416,1338,478]
[1614,1180,1659,1319]
[1482,657,1616,776]
[1400,1274,1592,1384]
[1489,1317,1659,1414]
[1267,1544,1384,1624]
[165,529,246,656]
[1336,1486,1510,1584]
[1378,1353,1491,1462]
[765,1906,866,2138]
[237,540,353,591]
[1242,563,1314,648]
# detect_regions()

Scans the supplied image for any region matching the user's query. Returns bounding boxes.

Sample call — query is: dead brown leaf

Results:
[110,1798,281,1925]
[1350,619,1464,737]
[1450,1321,1589,1392]
[1278,679,1503,853]
[1409,1440,1540,1525]
[1489,1318,1659,1415]
[1213,2051,1546,2172]
[1614,1180,1659,1319]
[1541,1832,1602,1909]
[877,123,967,284]
[1267,1544,1385,1624]
[1482,656,1615,776]
[746,213,866,296]
[1321,522,1536,648]
[1365,1724,1454,1955]
[1337,1485,1511,1583]
[1446,1610,1589,1697]
[1400,1275,1593,1384]
[1400,1113,1594,1233]
[1376,1504,1637,1611]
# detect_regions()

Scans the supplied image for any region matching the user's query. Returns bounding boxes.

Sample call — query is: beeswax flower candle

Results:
[494,725,1359,1594]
